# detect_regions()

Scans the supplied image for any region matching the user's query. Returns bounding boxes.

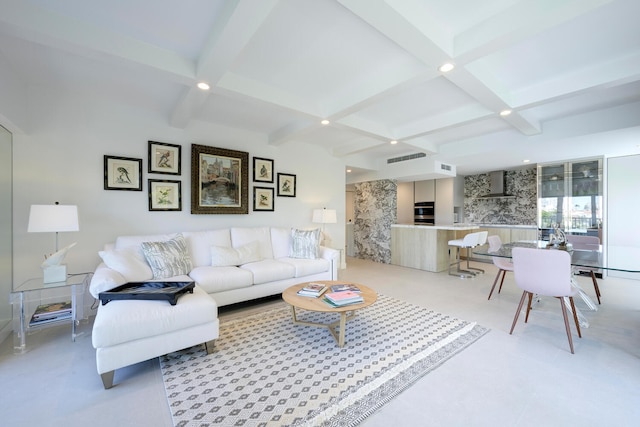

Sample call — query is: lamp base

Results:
[43,265,67,283]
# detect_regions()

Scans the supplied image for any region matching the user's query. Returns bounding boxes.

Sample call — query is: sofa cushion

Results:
[98,247,153,282]
[92,284,217,348]
[271,227,291,259]
[289,228,320,259]
[231,227,274,259]
[240,259,295,285]
[210,241,261,267]
[182,229,231,268]
[141,234,193,279]
[189,266,254,293]
[278,257,330,277]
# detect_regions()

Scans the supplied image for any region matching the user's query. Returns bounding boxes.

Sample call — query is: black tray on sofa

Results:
[98,281,195,306]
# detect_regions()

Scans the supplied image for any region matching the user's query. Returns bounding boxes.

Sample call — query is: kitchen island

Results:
[391,224,479,272]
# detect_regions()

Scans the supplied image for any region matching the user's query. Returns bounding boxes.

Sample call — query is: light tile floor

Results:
[1,257,638,426]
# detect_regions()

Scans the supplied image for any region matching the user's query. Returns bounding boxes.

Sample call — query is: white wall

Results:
[10,86,346,285]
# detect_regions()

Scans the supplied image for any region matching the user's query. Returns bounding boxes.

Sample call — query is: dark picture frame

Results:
[148,179,182,211]
[253,157,274,183]
[253,186,275,211]
[148,141,181,175]
[104,155,142,191]
[191,144,249,214]
[277,173,296,197]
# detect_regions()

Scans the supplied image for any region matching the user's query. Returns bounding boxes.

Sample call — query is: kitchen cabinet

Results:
[414,180,435,202]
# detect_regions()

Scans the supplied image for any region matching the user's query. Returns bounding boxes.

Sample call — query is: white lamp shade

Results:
[28,204,79,233]
[312,208,337,224]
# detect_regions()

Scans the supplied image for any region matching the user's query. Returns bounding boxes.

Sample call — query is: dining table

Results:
[473,240,640,328]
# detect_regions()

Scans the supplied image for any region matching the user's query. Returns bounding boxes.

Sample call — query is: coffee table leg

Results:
[338,312,347,347]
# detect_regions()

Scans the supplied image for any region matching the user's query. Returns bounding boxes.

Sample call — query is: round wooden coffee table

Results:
[282,281,377,347]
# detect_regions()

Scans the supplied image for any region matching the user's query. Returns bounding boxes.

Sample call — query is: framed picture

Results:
[148,179,181,211]
[253,187,274,211]
[148,141,181,175]
[104,155,142,191]
[277,173,296,197]
[253,157,274,183]
[191,144,249,214]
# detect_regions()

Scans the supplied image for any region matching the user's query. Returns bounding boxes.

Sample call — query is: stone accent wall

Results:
[464,168,537,225]
[353,180,396,263]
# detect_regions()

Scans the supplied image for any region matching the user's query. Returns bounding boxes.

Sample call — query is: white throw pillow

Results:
[98,247,153,282]
[210,241,261,267]
[141,233,193,279]
[289,228,320,259]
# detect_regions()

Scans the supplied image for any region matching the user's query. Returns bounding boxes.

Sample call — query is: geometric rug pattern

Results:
[160,295,489,426]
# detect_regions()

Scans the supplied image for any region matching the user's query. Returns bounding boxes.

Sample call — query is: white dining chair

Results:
[510,247,582,354]
[566,234,602,304]
[487,235,514,300]
[448,232,480,278]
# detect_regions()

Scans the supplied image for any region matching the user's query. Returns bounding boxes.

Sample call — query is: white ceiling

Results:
[2,0,640,181]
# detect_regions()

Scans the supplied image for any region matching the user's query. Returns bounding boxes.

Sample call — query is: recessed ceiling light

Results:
[439,63,455,73]
[321,119,330,125]
[500,109,512,116]
[390,140,398,145]
[523,159,530,163]
[346,169,352,173]
[197,82,210,91]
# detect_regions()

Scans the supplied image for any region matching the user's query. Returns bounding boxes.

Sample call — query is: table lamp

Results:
[312,207,337,246]
[28,202,79,283]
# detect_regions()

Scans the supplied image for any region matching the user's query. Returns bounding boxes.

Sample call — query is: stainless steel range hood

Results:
[481,171,515,198]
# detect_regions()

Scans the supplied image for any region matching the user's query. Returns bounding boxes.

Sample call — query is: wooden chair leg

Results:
[510,291,528,334]
[559,298,575,354]
[568,296,582,338]
[498,270,506,293]
[524,292,533,323]
[590,271,601,304]
[488,269,502,300]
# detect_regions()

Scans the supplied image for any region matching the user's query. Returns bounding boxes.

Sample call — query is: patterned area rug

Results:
[160,295,489,426]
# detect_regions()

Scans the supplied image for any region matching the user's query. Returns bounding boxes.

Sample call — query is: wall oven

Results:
[414,201,435,225]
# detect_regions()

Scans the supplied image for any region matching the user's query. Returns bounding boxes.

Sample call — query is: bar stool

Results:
[448,232,480,278]
[466,231,488,274]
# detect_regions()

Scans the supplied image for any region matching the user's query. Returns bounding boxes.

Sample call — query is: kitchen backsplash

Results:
[353,179,396,264]
[464,168,537,225]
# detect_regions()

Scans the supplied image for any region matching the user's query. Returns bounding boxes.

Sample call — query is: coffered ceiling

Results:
[1,0,640,181]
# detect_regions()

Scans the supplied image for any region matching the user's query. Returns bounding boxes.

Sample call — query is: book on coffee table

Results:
[297,283,327,297]
[324,290,363,306]
[329,283,361,293]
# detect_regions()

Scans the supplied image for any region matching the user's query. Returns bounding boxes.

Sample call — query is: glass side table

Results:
[10,273,89,354]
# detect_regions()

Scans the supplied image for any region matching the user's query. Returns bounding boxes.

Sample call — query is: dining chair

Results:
[566,234,602,304]
[487,235,514,300]
[448,232,480,278]
[510,247,582,354]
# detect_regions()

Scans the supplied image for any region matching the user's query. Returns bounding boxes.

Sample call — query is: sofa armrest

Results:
[89,263,127,299]
[319,246,340,280]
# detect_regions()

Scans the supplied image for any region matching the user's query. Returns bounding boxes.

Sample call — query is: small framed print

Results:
[277,173,296,197]
[104,155,142,191]
[253,186,274,211]
[148,141,181,175]
[148,179,182,211]
[253,157,274,183]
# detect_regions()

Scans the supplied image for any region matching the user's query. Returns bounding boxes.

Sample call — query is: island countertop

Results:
[392,224,480,231]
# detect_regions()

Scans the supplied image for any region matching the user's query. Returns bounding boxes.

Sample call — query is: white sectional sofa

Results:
[89,226,339,388]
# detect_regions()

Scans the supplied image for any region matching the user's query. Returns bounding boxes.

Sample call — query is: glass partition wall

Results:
[538,158,603,240]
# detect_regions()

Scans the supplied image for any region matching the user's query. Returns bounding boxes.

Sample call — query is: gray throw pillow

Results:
[289,228,320,259]
[141,233,193,279]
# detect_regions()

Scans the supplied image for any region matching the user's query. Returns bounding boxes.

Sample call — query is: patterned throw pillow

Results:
[141,234,193,279]
[289,228,320,259]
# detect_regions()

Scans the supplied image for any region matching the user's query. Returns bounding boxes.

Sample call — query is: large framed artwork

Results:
[253,187,274,211]
[104,155,142,191]
[277,173,296,197]
[191,144,249,214]
[148,179,181,211]
[253,157,274,183]
[148,141,181,175]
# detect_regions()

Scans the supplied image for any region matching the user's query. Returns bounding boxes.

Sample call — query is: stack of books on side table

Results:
[29,301,72,326]
[297,283,328,297]
[323,290,364,307]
